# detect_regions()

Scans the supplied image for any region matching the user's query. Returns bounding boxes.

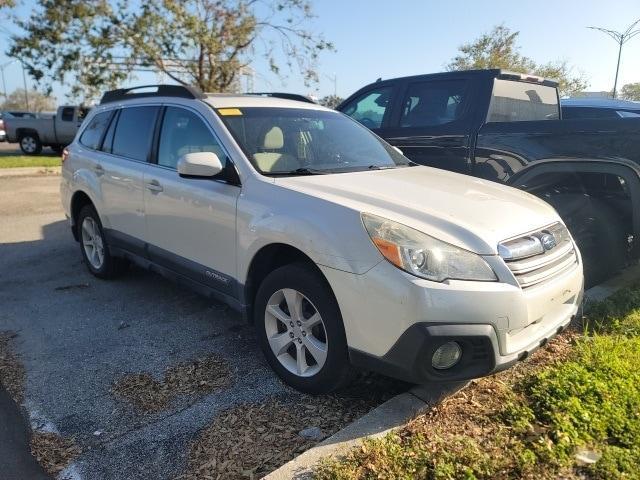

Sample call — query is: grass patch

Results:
[0,152,60,168]
[316,285,640,480]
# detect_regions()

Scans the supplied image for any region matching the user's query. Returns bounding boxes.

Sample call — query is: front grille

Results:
[499,223,578,289]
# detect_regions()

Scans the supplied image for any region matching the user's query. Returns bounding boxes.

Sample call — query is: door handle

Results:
[146,180,164,193]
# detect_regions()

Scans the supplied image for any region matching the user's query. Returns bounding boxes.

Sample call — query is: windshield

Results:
[218,107,411,175]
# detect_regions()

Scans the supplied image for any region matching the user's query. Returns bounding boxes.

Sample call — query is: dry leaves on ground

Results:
[387,330,580,480]
[31,431,81,476]
[177,374,404,480]
[111,354,232,413]
[0,331,26,404]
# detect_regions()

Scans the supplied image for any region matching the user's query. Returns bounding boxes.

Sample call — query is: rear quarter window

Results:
[79,111,113,150]
[487,79,559,122]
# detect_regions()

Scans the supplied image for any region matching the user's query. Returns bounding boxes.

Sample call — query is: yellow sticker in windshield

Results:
[218,108,243,116]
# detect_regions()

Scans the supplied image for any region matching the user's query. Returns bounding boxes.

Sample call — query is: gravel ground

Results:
[0,175,403,479]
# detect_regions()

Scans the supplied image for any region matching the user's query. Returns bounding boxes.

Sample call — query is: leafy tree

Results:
[8,0,127,101]
[621,82,640,101]
[10,0,334,101]
[447,25,588,97]
[1,88,57,112]
[0,0,15,8]
[319,94,343,109]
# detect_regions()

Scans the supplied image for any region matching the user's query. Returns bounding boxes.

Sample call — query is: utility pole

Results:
[21,63,30,110]
[0,61,15,101]
[588,19,640,99]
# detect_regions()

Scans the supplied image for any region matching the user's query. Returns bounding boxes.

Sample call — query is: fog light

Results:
[432,341,462,370]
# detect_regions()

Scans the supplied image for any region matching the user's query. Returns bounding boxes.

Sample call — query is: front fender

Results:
[236,182,382,282]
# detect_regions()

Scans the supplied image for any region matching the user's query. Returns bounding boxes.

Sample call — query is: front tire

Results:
[254,263,354,394]
[19,133,42,155]
[77,205,127,279]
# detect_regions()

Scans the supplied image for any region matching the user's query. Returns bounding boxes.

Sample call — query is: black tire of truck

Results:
[18,132,42,155]
[570,199,628,288]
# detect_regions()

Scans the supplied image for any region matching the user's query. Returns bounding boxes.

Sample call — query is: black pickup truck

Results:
[337,69,640,285]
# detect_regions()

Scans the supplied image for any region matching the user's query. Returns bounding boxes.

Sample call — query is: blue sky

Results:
[1,0,639,103]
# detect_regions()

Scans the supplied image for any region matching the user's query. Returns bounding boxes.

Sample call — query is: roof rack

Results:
[248,92,316,104]
[99,84,207,105]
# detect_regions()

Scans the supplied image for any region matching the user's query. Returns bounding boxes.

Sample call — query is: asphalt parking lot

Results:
[0,174,402,479]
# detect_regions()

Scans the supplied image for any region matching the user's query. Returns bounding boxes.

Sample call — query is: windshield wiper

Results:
[267,167,331,176]
[367,164,398,170]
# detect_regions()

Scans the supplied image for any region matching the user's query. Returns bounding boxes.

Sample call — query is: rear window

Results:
[487,79,559,122]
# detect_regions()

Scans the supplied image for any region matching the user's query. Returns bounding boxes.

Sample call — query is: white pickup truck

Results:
[5,105,89,154]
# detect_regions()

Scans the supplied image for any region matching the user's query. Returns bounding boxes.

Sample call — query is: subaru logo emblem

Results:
[540,233,557,251]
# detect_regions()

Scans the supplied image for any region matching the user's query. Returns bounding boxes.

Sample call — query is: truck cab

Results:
[5,105,89,154]
[338,70,640,285]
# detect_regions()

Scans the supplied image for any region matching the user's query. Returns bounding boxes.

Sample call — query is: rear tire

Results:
[77,205,128,279]
[19,133,42,155]
[254,262,355,394]
[569,199,628,287]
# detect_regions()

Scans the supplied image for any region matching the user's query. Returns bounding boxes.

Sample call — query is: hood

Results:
[275,166,560,255]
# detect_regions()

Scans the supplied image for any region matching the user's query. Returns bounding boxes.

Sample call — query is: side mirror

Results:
[177,152,223,178]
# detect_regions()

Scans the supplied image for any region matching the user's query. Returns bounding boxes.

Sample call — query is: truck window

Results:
[487,79,559,122]
[79,111,112,150]
[400,80,467,127]
[61,107,75,122]
[341,87,392,129]
[112,106,159,162]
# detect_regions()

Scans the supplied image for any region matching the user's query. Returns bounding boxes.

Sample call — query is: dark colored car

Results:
[337,70,640,285]
[561,98,640,120]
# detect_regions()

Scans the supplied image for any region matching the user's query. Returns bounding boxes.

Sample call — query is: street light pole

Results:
[588,19,640,99]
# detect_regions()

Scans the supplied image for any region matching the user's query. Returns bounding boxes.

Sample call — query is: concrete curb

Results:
[265,264,640,479]
[264,382,467,480]
[0,166,61,177]
[584,262,640,303]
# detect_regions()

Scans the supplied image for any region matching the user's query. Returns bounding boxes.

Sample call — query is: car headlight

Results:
[361,213,497,282]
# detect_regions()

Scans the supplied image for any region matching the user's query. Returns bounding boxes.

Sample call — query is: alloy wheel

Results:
[81,217,105,269]
[264,288,328,377]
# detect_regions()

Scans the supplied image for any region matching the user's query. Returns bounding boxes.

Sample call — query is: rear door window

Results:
[340,87,393,129]
[400,80,467,127]
[112,106,159,161]
[79,111,113,150]
[487,79,559,122]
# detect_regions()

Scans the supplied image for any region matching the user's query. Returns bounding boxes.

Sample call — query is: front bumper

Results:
[348,316,575,384]
[320,253,583,384]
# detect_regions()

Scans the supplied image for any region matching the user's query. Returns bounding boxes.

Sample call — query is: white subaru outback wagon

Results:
[61,85,583,394]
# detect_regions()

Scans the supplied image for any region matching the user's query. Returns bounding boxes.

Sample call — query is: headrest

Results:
[263,126,284,150]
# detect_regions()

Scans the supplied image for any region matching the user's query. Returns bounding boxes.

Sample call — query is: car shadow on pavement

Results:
[0,218,409,479]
